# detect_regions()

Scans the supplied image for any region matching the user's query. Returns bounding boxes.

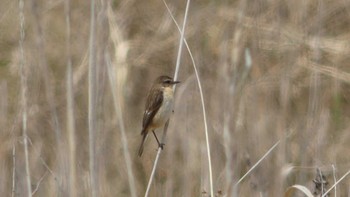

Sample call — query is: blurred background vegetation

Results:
[0,0,349,196]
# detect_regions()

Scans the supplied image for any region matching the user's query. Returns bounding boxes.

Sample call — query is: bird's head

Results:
[155,75,180,88]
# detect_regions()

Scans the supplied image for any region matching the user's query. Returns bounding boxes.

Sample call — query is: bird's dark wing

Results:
[141,88,163,135]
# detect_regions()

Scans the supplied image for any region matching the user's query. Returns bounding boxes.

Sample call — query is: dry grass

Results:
[1,0,350,196]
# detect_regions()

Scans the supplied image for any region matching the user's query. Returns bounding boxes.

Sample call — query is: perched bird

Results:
[138,75,180,157]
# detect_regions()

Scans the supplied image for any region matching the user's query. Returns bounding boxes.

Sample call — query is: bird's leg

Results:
[152,130,164,149]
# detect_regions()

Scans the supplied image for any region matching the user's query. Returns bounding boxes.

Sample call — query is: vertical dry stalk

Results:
[105,3,137,195]
[331,165,337,197]
[225,1,247,194]
[18,0,32,196]
[0,82,7,127]
[105,53,137,197]
[299,0,323,186]
[30,0,62,150]
[11,142,16,197]
[65,0,77,196]
[88,0,97,196]
[276,43,291,196]
[30,0,63,193]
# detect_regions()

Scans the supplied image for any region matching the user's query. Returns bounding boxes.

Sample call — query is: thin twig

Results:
[39,157,57,182]
[162,0,214,196]
[144,1,190,196]
[322,169,350,197]
[26,136,59,183]
[234,140,280,187]
[18,0,32,196]
[32,170,48,196]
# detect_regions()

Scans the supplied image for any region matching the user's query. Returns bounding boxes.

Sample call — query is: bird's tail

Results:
[138,131,148,157]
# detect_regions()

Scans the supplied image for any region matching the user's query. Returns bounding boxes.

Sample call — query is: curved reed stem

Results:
[144,1,190,196]
[162,0,214,196]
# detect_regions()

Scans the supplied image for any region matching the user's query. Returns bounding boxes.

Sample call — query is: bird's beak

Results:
[172,80,180,84]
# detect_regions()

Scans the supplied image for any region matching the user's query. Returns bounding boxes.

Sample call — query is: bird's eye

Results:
[164,79,171,84]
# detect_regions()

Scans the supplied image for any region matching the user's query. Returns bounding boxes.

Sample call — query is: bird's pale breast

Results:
[150,87,174,129]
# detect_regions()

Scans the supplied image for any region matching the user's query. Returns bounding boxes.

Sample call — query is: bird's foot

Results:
[159,143,165,150]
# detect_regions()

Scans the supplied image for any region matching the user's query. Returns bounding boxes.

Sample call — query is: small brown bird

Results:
[138,75,180,157]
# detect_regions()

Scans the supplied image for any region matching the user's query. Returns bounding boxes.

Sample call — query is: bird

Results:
[138,75,180,157]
